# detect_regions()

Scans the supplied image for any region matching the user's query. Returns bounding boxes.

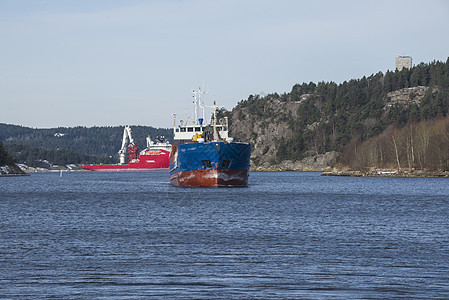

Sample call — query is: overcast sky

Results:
[1,0,448,129]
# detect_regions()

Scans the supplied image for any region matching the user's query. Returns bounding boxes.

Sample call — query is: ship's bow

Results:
[170,142,251,187]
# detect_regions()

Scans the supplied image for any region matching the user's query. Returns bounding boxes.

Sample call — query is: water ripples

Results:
[1,171,448,298]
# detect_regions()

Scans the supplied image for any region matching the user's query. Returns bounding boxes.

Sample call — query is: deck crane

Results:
[118,126,140,164]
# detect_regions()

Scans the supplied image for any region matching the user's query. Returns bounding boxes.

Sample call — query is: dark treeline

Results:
[235,58,449,165]
[0,141,15,166]
[3,143,116,168]
[0,124,173,166]
[1,125,172,156]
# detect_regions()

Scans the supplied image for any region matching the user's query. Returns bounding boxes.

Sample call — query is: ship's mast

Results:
[192,87,206,125]
[213,101,218,141]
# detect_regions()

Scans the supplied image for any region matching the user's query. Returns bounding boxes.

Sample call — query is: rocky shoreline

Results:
[1,163,86,176]
[0,164,29,177]
[321,170,449,178]
[18,164,85,173]
[250,151,338,172]
[249,151,449,178]
[4,160,447,178]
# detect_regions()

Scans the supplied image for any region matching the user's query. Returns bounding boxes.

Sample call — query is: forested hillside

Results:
[0,141,27,175]
[227,58,449,171]
[3,58,448,172]
[0,125,173,167]
[3,143,113,168]
[0,141,15,166]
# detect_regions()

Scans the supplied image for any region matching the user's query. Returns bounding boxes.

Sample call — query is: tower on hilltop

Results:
[395,56,412,71]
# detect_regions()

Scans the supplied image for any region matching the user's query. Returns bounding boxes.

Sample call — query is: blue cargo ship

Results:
[170,88,251,187]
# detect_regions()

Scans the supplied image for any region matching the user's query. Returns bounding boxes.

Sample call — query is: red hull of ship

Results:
[83,152,169,171]
[170,169,249,187]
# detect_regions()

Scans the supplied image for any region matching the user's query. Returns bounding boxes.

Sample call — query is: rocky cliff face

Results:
[229,98,300,167]
[385,86,430,108]
[227,97,337,171]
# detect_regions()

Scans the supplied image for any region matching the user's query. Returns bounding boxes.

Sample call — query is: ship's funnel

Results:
[198,118,204,125]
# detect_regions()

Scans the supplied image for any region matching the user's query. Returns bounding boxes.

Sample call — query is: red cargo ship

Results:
[83,126,171,171]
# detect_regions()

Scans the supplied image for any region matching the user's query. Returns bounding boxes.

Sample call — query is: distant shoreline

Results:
[321,170,449,178]
[0,173,29,177]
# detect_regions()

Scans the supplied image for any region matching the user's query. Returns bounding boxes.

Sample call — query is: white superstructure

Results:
[172,88,231,142]
[143,136,172,153]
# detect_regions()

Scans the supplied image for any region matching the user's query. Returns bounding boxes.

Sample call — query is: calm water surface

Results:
[1,171,448,299]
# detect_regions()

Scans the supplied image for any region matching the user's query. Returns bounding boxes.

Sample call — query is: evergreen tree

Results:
[0,141,15,165]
